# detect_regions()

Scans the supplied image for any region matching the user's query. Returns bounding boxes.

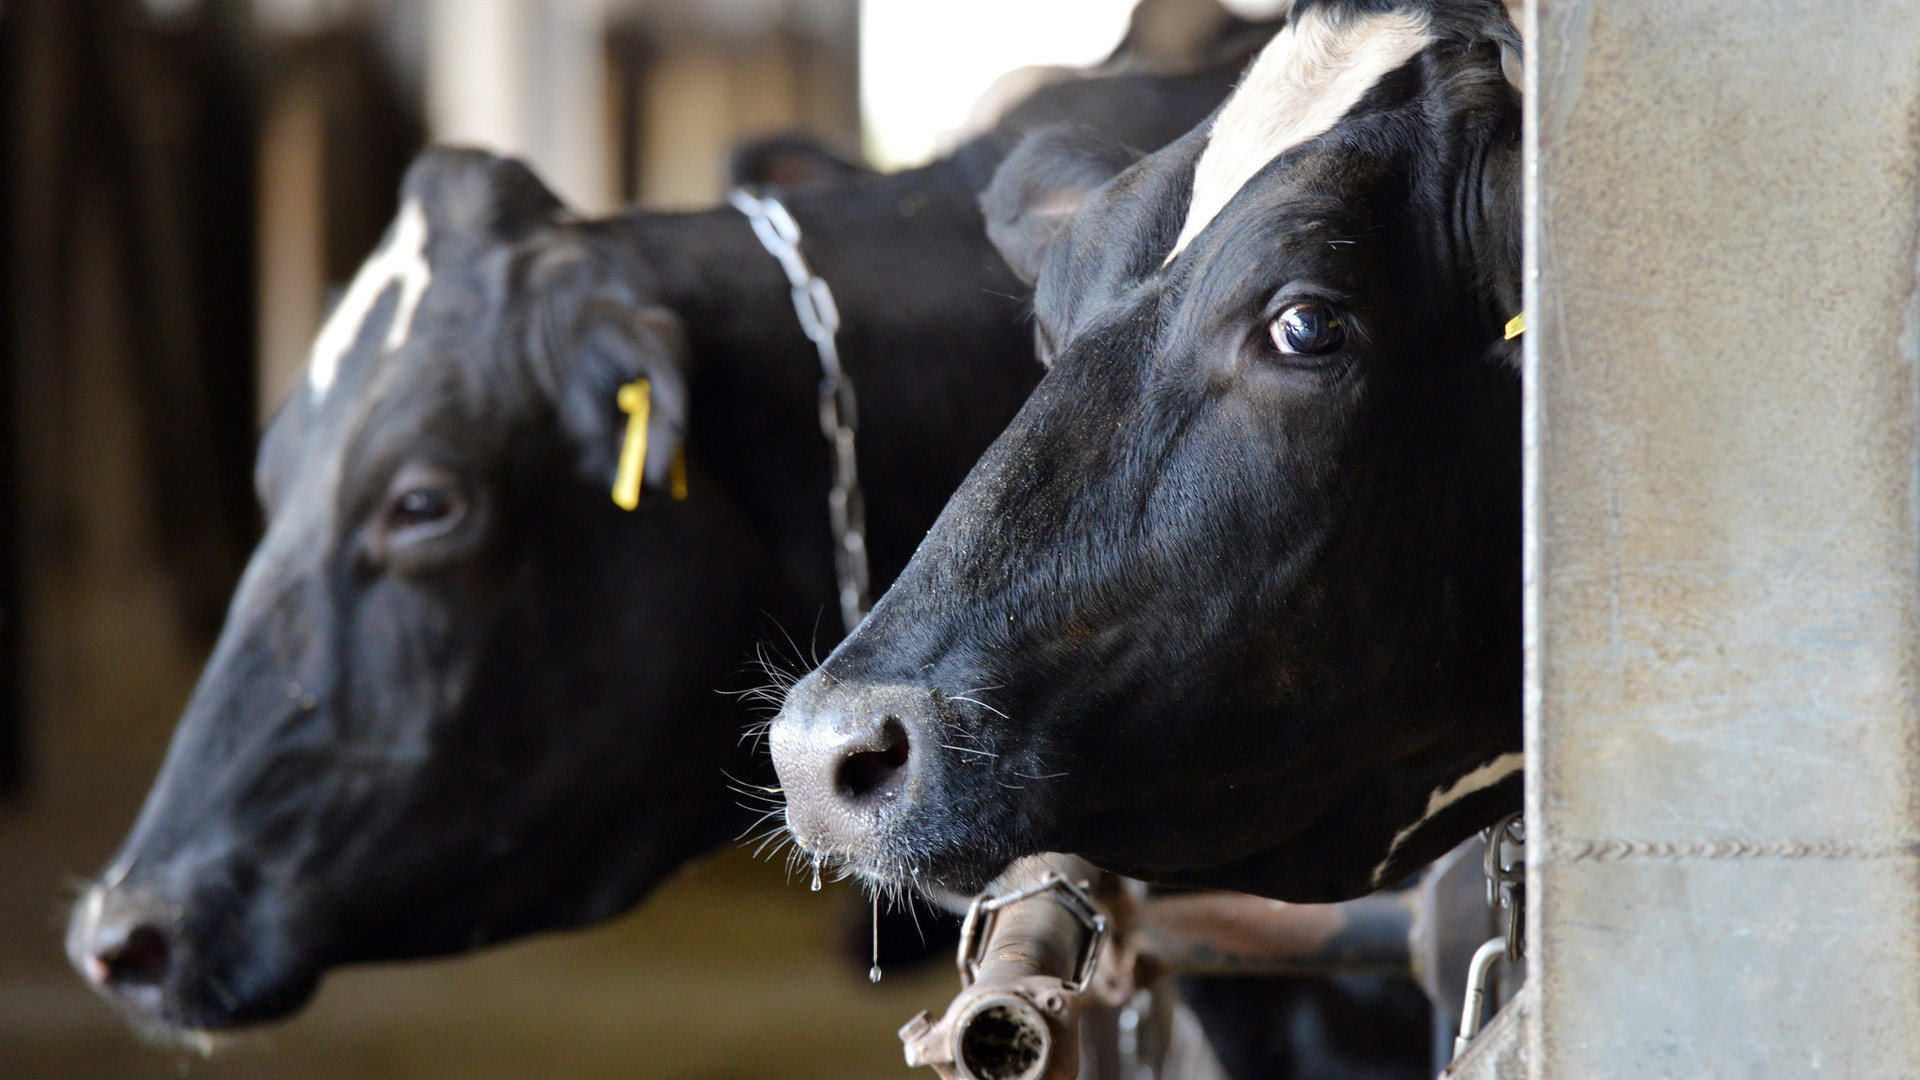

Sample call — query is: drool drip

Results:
[810,855,822,892]
[869,896,883,983]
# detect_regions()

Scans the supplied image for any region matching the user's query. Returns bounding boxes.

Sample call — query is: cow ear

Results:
[728,134,871,193]
[982,126,1143,285]
[554,300,692,497]
[1476,142,1524,371]
[1500,42,1524,93]
[401,146,563,242]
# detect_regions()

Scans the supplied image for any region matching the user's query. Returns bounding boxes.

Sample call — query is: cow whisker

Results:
[744,823,785,850]
[722,770,785,806]
[783,843,810,881]
[741,819,784,844]
[735,806,786,842]
[725,641,807,720]
[940,743,999,759]
[949,695,1008,719]
[730,687,785,709]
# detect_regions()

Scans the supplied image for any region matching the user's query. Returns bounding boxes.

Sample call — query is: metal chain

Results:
[728,187,871,634]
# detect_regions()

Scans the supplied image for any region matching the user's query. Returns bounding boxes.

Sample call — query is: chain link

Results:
[728,188,871,634]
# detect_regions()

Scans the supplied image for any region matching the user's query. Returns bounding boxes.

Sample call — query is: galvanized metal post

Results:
[1526,1,1920,1075]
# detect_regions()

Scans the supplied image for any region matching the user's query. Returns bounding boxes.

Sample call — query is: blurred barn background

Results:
[0,1,1185,1077]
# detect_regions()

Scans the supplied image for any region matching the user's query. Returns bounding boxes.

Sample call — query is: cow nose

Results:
[835,716,913,802]
[91,923,172,990]
[771,686,928,854]
[69,884,177,1008]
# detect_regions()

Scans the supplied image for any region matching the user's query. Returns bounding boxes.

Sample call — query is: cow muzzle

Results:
[67,879,183,1024]
[66,860,318,1033]
[770,679,940,866]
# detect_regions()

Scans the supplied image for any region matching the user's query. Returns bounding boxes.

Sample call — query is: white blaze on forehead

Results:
[1167,5,1432,261]
[1369,751,1523,886]
[307,198,433,401]
[1217,0,1297,19]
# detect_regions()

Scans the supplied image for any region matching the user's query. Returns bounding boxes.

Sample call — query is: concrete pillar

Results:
[426,0,614,213]
[1525,1,1920,1076]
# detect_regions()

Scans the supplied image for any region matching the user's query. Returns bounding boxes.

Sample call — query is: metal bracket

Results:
[957,873,1109,993]
[1483,810,1525,962]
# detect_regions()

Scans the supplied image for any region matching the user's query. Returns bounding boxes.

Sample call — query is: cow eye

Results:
[391,487,460,529]
[1268,302,1346,357]
[380,470,468,550]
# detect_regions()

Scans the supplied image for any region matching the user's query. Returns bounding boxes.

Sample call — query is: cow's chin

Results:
[852,854,1011,907]
[67,875,331,1036]
[796,824,1017,904]
[99,951,324,1038]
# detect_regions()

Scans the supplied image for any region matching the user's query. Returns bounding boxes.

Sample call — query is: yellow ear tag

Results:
[1504,312,1527,341]
[669,446,689,502]
[612,378,650,511]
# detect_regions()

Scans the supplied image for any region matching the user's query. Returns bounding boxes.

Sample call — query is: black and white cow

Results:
[770,0,1525,904]
[64,62,1242,1033]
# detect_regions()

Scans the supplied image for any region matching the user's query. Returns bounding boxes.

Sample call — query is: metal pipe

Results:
[901,850,1485,1080]
[1451,937,1507,1062]
[901,856,1106,1080]
[1130,890,1414,978]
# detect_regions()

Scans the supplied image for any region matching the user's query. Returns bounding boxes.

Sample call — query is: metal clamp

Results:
[958,873,1109,993]
[728,187,872,634]
[1483,810,1525,962]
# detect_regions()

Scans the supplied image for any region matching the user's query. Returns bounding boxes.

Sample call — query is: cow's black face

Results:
[772,1,1523,903]
[67,150,776,1032]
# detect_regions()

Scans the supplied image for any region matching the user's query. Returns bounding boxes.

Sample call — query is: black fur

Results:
[728,133,872,193]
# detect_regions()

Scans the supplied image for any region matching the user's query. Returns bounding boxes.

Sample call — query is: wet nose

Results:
[68,884,177,1009]
[833,715,913,801]
[770,683,930,854]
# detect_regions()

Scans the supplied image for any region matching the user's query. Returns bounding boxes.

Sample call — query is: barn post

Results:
[1525,0,1920,1075]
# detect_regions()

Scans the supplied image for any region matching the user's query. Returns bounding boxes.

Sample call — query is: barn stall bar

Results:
[1491,0,1920,1076]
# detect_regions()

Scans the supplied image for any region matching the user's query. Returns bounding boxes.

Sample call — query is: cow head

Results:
[67,149,778,1032]
[771,0,1524,903]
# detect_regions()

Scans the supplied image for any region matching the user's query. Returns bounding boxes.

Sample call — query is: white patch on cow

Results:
[1166,5,1432,261]
[307,198,433,401]
[80,883,104,936]
[1369,751,1523,887]
[1216,0,1296,19]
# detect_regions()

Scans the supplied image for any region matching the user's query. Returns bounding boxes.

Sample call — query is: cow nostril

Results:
[96,925,171,989]
[836,718,911,802]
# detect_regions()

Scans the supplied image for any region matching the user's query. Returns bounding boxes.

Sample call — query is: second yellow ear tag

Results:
[1504,312,1527,341]
[669,446,688,502]
[612,378,650,510]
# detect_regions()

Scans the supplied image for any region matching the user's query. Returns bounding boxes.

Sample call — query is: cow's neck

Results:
[621,151,1039,638]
